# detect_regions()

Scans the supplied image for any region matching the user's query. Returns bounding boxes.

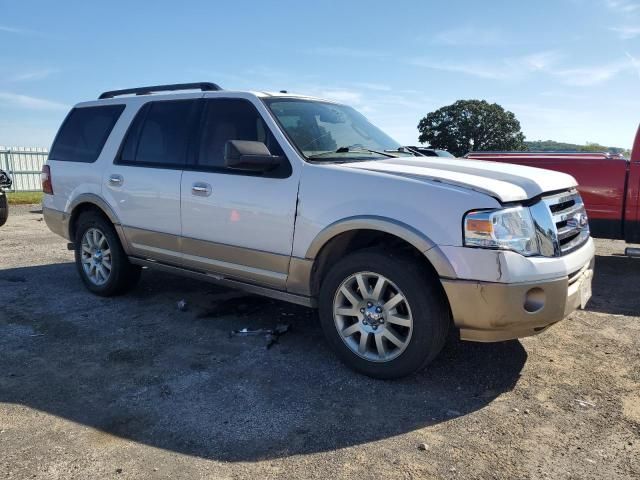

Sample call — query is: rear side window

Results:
[50,105,124,163]
[119,100,198,168]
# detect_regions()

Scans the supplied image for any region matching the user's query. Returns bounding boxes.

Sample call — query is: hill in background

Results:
[525,140,631,157]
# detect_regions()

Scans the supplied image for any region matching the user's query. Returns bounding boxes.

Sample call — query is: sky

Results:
[0,0,638,149]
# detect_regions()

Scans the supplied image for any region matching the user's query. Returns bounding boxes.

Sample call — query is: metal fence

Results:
[0,147,48,192]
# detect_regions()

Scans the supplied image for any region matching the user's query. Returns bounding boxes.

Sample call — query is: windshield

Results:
[436,150,455,158]
[263,98,404,161]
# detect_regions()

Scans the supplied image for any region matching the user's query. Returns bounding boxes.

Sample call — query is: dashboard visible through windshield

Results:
[263,98,408,162]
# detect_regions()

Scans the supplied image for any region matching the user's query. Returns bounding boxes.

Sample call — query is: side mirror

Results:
[224,140,283,172]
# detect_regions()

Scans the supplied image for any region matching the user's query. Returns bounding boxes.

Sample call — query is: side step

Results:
[625,247,640,258]
[128,257,316,308]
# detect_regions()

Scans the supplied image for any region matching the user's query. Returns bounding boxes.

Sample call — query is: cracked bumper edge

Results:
[441,261,593,342]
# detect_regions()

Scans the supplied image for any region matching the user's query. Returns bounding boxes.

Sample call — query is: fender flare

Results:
[67,193,121,227]
[66,194,130,253]
[304,215,456,278]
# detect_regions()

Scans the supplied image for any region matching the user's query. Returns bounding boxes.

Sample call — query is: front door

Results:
[180,97,299,289]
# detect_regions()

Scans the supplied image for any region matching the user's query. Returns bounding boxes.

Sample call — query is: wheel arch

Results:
[67,194,130,253]
[297,216,456,298]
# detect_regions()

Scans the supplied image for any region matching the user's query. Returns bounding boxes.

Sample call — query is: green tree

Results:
[417,100,526,157]
[580,142,607,152]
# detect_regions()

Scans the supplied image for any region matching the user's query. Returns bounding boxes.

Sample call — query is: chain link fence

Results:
[0,147,48,192]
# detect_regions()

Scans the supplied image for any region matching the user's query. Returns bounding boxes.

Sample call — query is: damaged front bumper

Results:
[441,258,594,342]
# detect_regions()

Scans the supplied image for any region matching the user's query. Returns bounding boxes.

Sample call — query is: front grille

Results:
[542,190,590,256]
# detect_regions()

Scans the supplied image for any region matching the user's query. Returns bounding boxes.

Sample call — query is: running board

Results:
[128,257,316,308]
[625,247,640,258]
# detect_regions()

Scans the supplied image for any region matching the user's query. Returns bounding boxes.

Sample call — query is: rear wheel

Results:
[319,249,449,379]
[74,212,141,296]
[0,193,8,227]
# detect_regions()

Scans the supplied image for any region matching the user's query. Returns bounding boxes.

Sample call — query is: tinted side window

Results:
[119,100,198,167]
[197,99,285,170]
[50,105,124,163]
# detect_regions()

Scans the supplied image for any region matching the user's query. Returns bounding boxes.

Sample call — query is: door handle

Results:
[108,174,123,186]
[192,182,212,197]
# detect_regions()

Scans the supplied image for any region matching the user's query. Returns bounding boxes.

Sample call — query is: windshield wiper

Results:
[384,147,420,156]
[308,145,396,160]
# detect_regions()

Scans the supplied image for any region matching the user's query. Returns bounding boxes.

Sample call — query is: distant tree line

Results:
[418,100,631,158]
[524,140,630,157]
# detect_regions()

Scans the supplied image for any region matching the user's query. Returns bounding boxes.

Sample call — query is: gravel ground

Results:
[0,205,638,479]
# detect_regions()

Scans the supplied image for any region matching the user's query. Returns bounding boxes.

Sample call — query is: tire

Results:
[0,193,8,227]
[318,249,450,379]
[74,212,141,296]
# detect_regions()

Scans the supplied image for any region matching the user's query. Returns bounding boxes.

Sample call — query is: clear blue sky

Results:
[1,0,638,149]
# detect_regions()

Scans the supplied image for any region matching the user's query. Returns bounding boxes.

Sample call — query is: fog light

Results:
[524,288,545,313]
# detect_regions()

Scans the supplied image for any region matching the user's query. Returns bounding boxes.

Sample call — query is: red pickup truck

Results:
[465,125,640,251]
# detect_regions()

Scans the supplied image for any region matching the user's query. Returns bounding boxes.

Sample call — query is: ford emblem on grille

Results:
[567,212,588,229]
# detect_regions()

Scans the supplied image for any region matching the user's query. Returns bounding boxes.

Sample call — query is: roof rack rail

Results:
[98,82,222,99]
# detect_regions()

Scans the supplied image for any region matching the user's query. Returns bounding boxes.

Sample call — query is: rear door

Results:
[180,97,299,289]
[103,98,200,265]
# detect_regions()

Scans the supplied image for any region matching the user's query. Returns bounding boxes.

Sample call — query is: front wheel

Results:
[74,212,141,296]
[318,249,450,379]
[0,193,8,227]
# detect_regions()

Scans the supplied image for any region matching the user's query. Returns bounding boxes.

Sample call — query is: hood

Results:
[341,157,577,202]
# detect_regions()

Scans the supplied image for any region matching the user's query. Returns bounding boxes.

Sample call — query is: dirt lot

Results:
[0,205,638,479]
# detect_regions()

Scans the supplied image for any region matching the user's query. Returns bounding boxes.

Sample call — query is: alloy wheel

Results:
[333,271,414,362]
[80,228,112,286]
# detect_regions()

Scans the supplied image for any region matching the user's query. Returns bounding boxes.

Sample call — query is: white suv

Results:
[42,82,595,378]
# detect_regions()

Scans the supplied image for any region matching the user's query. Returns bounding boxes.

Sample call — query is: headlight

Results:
[464,206,539,256]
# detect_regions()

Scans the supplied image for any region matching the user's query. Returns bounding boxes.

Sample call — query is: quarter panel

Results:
[44,159,104,214]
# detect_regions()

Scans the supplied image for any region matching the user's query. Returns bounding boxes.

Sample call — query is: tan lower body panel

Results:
[441,263,593,342]
[43,206,69,240]
[123,226,182,265]
[122,226,289,289]
[181,236,289,289]
[286,257,313,296]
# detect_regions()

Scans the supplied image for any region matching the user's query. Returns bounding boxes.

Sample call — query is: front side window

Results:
[119,100,198,167]
[264,99,404,161]
[195,98,288,175]
[50,105,125,163]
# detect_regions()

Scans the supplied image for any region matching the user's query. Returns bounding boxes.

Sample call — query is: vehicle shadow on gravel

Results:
[0,262,526,461]
[587,254,640,316]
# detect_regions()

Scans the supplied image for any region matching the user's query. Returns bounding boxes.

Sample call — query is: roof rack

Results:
[98,82,222,99]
